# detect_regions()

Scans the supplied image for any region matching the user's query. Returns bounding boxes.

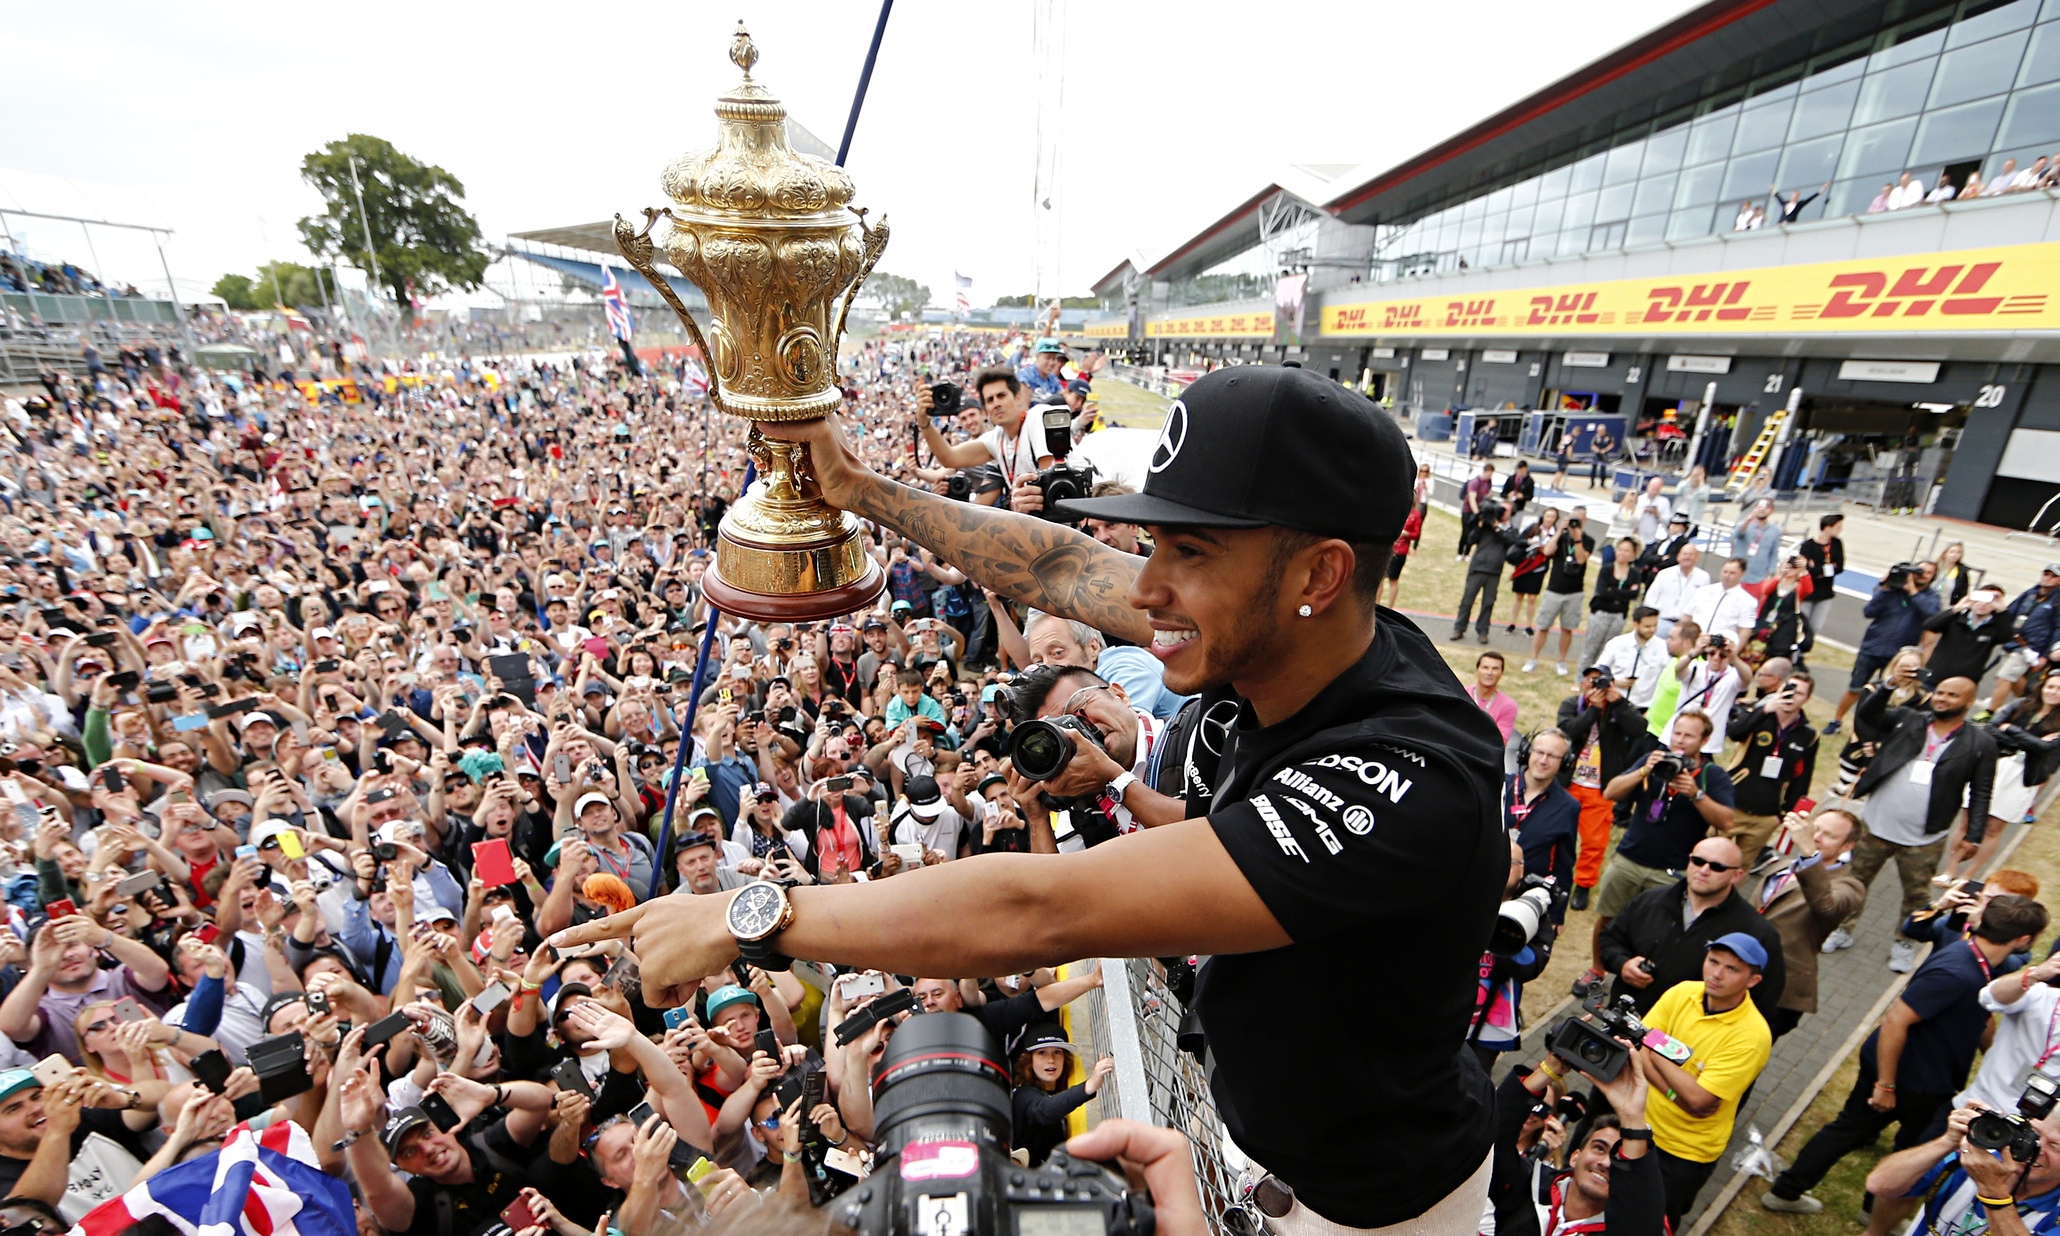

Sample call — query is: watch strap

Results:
[1616,1127,1654,1142]
[1107,771,1138,802]
[735,935,793,971]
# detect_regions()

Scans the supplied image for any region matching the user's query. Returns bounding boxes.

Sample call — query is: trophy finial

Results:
[731,22,758,79]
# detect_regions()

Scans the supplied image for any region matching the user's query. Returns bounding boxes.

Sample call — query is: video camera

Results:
[1883,561,1925,590]
[1968,1075,2060,1162]
[1545,994,1657,1084]
[1490,874,1564,955]
[1033,406,1096,522]
[839,1012,1152,1236]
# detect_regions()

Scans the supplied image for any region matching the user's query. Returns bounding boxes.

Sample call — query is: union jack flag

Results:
[73,1120,356,1236]
[600,264,635,342]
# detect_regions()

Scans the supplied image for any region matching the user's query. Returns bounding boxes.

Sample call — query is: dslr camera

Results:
[1032,406,1097,522]
[929,382,963,417]
[1009,714,1108,783]
[945,463,1003,504]
[1648,752,1686,787]
[1544,994,1652,1083]
[1968,1075,2060,1162]
[839,1013,1152,1236]
[1490,874,1564,955]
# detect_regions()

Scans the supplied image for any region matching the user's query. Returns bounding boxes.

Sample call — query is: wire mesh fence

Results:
[1077,958,1242,1234]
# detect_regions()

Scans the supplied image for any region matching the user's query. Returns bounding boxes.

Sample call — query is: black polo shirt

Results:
[401,1119,531,1236]
[1176,612,1506,1227]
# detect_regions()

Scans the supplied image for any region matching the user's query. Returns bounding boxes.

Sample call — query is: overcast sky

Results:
[2,0,1702,311]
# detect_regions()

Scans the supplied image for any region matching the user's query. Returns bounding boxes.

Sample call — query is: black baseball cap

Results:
[1054,366,1413,543]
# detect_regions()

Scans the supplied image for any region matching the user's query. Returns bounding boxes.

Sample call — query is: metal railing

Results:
[3,290,180,326]
[1080,958,1240,1233]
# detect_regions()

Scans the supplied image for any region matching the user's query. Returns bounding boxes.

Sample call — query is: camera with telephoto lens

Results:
[1884,561,1924,589]
[1009,714,1108,783]
[1032,406,1097,523]
[1968,1075,2060,1162]
[1544,994,1651,1083]
[1648,753,1685,787]
[839,1012,1153,1236]
[1491,874,1563,955]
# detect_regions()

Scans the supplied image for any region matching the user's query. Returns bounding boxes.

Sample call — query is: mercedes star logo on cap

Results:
[1150,401,1188,474]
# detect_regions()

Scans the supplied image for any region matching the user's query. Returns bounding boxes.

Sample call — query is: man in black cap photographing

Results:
[552,366,1509,1234]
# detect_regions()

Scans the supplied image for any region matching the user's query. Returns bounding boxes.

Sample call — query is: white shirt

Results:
[1643,566,1712,622]
[1684,581,1759,643]
[1662,663,1744,755]
[1887,180,1925,209]
[1960,982,2060,1113]
[1635,494,1672,543]
[1601,631,1673,709]
[977,416,1053,488]
[890,803,969,859]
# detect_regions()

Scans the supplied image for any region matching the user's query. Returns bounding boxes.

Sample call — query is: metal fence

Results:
[3,290,180,327]
[1078,958,1241,1233]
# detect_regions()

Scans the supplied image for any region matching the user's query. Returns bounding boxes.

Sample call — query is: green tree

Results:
[862,272,930,320]
[297,134,487,313]
[212,274,264,310]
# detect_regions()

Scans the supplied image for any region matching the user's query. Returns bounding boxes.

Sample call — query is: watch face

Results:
[728,882,785,940]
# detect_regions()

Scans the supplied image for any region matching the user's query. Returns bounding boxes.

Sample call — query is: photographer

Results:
[913,368,1053,503]
[1828,559,1939,735]
[1557,663,1651,926]
[1002,662,1176,852]
[1472,839,1559,1067]
[1489,1045,1662,1236]
[558,367,1513,1234]
[1864,1103,2060,1236]
[1724,668,1818,863]
[1763,895,2048,1220]
[1454,502,1520,644]
[1754,807,1864,1039]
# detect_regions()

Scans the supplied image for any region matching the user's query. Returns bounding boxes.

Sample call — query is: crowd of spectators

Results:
[0,327,1197,1236]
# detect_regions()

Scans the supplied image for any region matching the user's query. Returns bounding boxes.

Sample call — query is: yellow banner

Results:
[1318,241,2060,338]
[1082,319,1130,338]
[1145,309,1275,338]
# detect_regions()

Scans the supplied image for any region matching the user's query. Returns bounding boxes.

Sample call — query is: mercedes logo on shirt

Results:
[1149,400,1188,473]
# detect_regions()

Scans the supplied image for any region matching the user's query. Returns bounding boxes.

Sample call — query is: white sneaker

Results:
[1522,660,1538,673]
[1555,662,1570,676]
[1889,940,1919,973]
[1821,927,1854,954]
[1761,1191,1824,1215]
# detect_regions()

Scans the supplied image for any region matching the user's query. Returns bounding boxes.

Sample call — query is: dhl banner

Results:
[1145,310,1275,338]
[1082,319,1130,338]
[1319,241,2059,338]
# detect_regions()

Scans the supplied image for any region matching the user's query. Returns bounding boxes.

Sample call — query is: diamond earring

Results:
[1297,604,1313,617]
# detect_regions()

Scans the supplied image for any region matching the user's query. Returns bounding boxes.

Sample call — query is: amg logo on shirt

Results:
[1251,795,1308,862]
[1276,794,1344,855]
[1272,767,1344,812]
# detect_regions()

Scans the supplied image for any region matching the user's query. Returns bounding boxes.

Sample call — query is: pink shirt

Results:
[1470,687,1518,742]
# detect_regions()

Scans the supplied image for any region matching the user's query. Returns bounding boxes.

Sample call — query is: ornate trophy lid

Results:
[660,23,856,224]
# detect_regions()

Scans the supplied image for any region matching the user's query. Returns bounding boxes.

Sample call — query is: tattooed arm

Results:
[767,417,1152,644]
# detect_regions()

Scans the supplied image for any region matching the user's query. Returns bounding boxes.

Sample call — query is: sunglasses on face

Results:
[82,1018,114,1036]
[1687,855,1736,873]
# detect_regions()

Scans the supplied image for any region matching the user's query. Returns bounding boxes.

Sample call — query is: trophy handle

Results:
[613,209,722,403]
[830,207,891,351]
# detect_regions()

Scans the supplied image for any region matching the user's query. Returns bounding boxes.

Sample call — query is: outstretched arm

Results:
[765,416,1152,646]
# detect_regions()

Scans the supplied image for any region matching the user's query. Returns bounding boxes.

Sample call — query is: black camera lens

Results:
[1010,719,1078,782]
[870,1011,1013,1156]
[1576,1037,1610,1065]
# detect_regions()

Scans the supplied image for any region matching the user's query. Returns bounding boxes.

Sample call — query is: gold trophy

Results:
[614,24,888,622]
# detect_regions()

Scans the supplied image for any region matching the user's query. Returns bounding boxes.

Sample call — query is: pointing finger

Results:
[547,905,647,952]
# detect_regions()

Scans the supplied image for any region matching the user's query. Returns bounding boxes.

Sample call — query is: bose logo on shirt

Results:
[1309,754,1415,803]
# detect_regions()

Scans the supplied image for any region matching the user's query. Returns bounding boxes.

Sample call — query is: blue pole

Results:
[836,0,895,166]
[648,463,752,895]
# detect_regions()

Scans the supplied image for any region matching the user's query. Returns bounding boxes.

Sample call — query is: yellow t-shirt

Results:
[1643,980,1773,1163]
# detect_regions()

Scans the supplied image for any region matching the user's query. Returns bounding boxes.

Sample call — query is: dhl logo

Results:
[1442,299,1498,328]
[1331,307,1370,331]
[1642,282,1762,323]
[1381,304,1424,329]
[1526,292,1601,327]
[1791,263,2045,319]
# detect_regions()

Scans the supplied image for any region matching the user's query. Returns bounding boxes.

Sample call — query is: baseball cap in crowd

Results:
[902,775,944,819]
[1033,337,1066,355]
[309,627,336,641]
[746,782,777,803]
[415,904,459,927]
[249,819,295,850]
[976,772,1007,796]
[706,984,758,1020]
[1054,366,1412,545]
[1018,1024,1078,1055]
[979,684,1004,704]
[914,717,945,735]
[381,1107,434,1155]
[572,792,614,817]
[889,600,913,614]
[550,982,595,1026]
[2044,563,2060,576]
[1706,931,1768,971]
[1066,379,1093,394]
[861,617,887,631]
[0,1068,38,1105]
[238,711,280,733]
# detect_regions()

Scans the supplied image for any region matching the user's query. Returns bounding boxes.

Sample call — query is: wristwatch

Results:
[1617,1127,1653,1142]
[1106,771,1138,803]
[726,881,796,971]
